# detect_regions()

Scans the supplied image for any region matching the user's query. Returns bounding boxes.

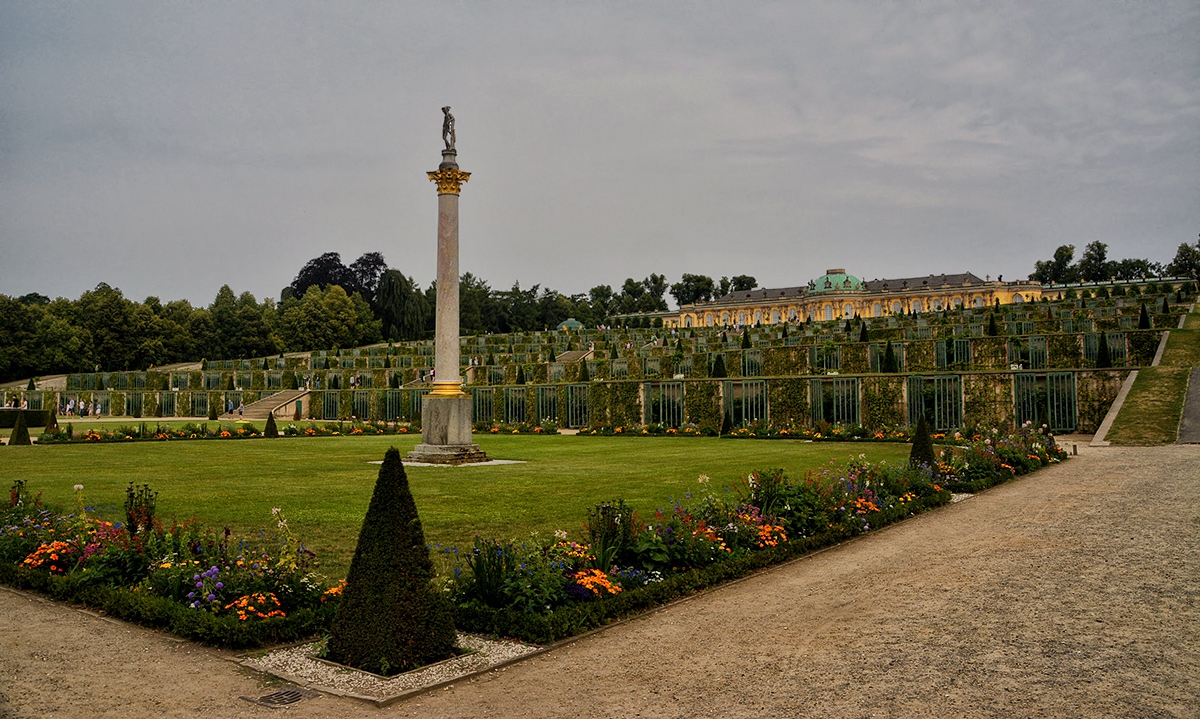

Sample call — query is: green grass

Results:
[1108,310,1198,445]
[0,435,911,579]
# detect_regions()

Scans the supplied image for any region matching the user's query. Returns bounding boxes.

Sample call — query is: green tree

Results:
[908,414,934,469]
[669,274,716,307]
[730,275,757,292]
[1078,241,1111,283]
[264,411,279,438]
[1029,245,1079,284]
[326,449,457,674]
[1138,304,1150,329]
[9,411,31,446]
[1167,235,1200,279]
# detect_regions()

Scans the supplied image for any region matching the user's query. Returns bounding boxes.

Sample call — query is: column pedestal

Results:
[406,395,487,465]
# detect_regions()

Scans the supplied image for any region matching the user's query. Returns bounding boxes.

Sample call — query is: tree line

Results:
[1029,237,1199,284]
[0,251,757,382]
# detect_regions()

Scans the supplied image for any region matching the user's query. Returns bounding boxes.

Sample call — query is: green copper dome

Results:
[808,268,863,293]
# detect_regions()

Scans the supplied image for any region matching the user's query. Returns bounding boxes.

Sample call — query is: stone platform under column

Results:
[406,395,489,465]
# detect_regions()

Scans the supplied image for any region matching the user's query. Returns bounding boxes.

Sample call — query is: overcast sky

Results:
[2,1,1197,308]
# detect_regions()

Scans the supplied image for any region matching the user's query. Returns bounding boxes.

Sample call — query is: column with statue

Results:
[406,107,488,465]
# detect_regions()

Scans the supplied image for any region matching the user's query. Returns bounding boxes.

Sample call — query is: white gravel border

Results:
[240,633,541,706]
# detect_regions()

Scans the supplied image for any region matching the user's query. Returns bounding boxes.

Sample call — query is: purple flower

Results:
[187,592,195,599]
[215,582,223,589]
[206,594,216,602]
[195,582,203,588]
[193,574,200,581]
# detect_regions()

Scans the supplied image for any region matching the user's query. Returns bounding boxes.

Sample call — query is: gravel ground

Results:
[1,443,1196,718]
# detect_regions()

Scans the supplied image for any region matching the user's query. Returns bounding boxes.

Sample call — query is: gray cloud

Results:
[1,1,1196,306]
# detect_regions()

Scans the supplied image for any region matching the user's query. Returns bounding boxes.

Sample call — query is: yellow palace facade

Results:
[667,269,1044,328]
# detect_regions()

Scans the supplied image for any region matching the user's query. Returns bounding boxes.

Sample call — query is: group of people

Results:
[5,396,29,410]
[225,400,245,417]
[60,398,100,417]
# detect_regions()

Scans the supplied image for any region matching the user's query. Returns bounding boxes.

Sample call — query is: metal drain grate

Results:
[241,687,321,708]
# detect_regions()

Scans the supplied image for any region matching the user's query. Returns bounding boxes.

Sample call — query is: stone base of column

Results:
[405,395,489,465]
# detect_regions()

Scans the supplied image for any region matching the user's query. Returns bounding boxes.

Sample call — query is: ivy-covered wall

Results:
[1127,330,1162,366]
[971,337,1008,370]
[906,341,935,372]
[861,376,905,427]
[684,381,721,428]
[1076,370,1126,434]
[962,374,1013,431]
[607,383,641,427]
[1048,334,1082,368]
[841,344,869,374]
[767,378,808,428]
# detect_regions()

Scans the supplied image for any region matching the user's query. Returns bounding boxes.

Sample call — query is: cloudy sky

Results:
[2,1,1197,307]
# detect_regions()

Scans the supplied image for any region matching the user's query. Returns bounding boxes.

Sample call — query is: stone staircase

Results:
[222,390,308,421]
[553,350,592,363]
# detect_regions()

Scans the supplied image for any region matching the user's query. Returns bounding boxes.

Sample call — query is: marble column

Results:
[407,145,487,465]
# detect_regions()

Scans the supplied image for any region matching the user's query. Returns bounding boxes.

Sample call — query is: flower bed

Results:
[0,482,336,648]
[37,420,411,443]
[443,426,1066,643]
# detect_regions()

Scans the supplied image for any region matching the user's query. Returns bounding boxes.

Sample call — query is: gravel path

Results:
[1,443,1196,718]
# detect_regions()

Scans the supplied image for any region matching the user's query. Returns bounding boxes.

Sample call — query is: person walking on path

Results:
[237,402,244,418]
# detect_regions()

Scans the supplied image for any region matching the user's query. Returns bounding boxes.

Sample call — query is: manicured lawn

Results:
[1108,310,1198,445]
[0,435,911,578]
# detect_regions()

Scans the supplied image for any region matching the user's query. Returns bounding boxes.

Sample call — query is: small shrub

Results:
[264,411,279,438]
[9,412,31,446]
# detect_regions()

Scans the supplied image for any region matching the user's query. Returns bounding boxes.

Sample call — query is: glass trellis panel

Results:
[504,387,527,424]
[611,359,629,377]
[1028,336,1047,369]
[1083,334,1099,363]
[236,373,252,388]
[1014,373,1042,427]
[955,339,972,368]
[190,393,208,417]
[643,357,661,377]
[98,393,110,415]
[550,363,566,382]
[127,392,143,417]
[644,382,684,427]
[408,389,429,422]
[724,379,767,427]
[1107,333,1127,365]
[159,392,176,417]
[586,361,600,378]
[27,393,42,410]
[563,385,589,428]
[929,376,962,430]
[385,390,404,421]
[674,356,693,375]
[267,372,282,389]
[170,373,186,390]
[311,357,327,370]
[1007,339,1028,366]
[742,350,762,377]
[832,378,860,425]
[869,344,882,372]
[906,376,925,426]
[471,388,493,424]
[535,386,558,424]
[133,374,146,389]
[323,391,340,419]
[489,366,505,385]
[353,391,370,419]
[205,372,222,389]
[1047,372,1077,432]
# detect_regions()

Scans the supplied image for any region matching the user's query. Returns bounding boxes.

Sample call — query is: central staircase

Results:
[222,390,308,421]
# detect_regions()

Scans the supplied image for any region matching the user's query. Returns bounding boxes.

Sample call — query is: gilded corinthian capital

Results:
[428,168,471,195]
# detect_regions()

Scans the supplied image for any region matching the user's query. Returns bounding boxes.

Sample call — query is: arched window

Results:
[912,300,922,313]
[892,301,903,313]
[843,303,854,318]
[721,312,729,325]
[824,305,833,321]
[953,297,963,309]
[684,316,693,327]
[771,309,780,323]
[737,312,746,324]
[705,313,714,327]
[788,308,797,320]
[1011,294,1024,304]
[754,310,762,324]
[973,297,985,308]
[872,302,882,317]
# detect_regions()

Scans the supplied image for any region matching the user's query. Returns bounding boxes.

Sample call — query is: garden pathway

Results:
[1,443,1197,718]
[1177,366,1200,443]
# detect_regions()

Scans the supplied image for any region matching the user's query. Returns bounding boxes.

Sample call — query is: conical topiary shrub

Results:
[1138,304,1150,329]
[516,364,526,384]
[264,411,279,438]
[1095,332,1112,368]
[883,340,897,373]
[325,448,457,675]
[9,411,31,446]
[578,358,590,382]
[1162,296,1170,314]
[207,401,218,421]
[710,353,727,378]
[859,322,868,342]
[909,414,935,470]
[987,313,999,337]
[741,328,751,349]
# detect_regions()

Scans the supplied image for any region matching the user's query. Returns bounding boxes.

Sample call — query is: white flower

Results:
[271,507,281,516]
[697,474,710,484]
[73,484,84,492]
[553,529,568,540]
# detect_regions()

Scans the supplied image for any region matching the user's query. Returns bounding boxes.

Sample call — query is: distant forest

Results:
[0,251,757,381]
[2,237,1195,383]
